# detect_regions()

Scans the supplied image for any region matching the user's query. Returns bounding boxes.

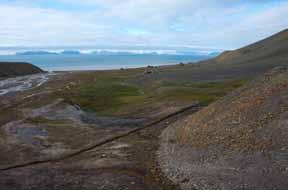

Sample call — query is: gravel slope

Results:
[158,67,288,190]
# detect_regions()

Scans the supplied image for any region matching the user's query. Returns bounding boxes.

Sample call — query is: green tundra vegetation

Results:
[60,72,249,116]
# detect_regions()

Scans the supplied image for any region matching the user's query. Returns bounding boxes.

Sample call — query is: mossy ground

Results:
[59,71,249,116]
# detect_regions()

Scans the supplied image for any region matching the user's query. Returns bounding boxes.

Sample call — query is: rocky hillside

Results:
[146,28,288,83]
[215,29,288,64]
[0,62,44,78]
[158,67,288,190]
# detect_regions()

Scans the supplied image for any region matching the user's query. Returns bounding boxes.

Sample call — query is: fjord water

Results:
[0,54,211,71]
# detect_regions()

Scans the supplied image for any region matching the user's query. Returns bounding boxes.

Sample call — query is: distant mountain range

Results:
[0,45,222,57]
[14,49,220,56]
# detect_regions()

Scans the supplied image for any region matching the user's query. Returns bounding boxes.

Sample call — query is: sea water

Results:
[0,54,213,71]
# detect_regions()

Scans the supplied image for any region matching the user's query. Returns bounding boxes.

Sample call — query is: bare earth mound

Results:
[0,62,44,78]
[158,67,288,190]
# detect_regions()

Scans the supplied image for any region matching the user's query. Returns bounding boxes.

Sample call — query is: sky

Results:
[0,0,288,49]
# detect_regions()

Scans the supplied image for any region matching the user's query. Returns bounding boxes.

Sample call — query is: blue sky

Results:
[0,0,288,49]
